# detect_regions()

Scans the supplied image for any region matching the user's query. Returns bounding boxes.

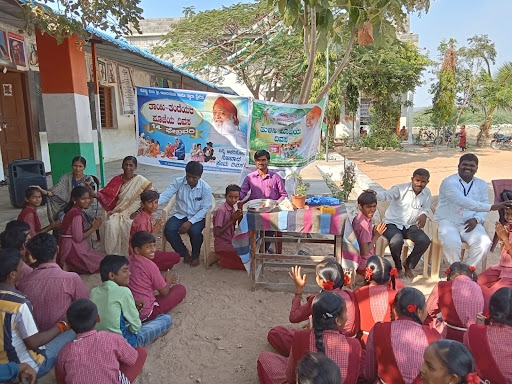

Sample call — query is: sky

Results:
[139,0,512,107]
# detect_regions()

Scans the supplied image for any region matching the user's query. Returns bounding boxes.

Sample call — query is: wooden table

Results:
[232,204,360,291]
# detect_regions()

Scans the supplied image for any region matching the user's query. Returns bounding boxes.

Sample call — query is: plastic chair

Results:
[374,201,426,273]
[426,195,485,280]
[161,194,216,267]
[91,175,101,241]
[490,179,512,251]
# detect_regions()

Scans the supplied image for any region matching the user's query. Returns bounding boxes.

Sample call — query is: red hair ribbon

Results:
[343,274,351,287]
[322,280,335,291]
[407,304,417,313]
[465,372,480,384]
[389,268,399,278]
[469,265,476,273]
[484,311,491,319]
[365,267,374,280]
[445,268,451,276]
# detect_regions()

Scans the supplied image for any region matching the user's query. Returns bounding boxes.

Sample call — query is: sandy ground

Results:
[39,146,512,384]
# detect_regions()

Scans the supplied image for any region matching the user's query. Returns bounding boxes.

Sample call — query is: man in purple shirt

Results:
[240,150,288,202]
[240,150,288,252]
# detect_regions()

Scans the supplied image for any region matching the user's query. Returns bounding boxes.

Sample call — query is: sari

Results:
[99,174,152,255]
[47,172,97,227]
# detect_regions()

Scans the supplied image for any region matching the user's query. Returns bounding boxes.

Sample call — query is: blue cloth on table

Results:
[305,196,340,206]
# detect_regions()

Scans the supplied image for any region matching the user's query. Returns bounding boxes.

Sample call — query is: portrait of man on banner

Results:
[135,87,249,174]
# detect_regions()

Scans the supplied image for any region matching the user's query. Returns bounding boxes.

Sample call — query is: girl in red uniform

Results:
[354,255,401,345]
[464,287,512,382]
[267,260,358,356]
[18,187,60,237]
[425,262,483,342]
[365,287,441,383]
[257,291,361,384]
[419,340,480,384]
[478,207,512,309]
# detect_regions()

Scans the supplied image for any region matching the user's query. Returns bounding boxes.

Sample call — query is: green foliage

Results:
[323,162,356,202]
[286,172,310,196]
[152,1,305,101]
[413,108,512,127]
[432,40,457,127]
[19,0,143,43]
[360,126,402,149]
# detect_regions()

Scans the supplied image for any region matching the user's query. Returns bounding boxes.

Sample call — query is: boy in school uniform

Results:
[18,233,89,332]
[352,192,387,273]
[128,231,187,322]
[0,248,75,379]
[90,255,172,347]
[55,299,147,384]
[207,184,245,269]
[129,190,180,270]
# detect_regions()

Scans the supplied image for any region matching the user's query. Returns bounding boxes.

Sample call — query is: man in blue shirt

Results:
[158,161,212,267]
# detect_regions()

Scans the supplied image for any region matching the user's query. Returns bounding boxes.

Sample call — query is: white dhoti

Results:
[437,219,492,268]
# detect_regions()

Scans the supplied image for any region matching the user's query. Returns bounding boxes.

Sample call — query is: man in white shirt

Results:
[370,168,431,278]
[158,161,212,267]
[434,153,511,268]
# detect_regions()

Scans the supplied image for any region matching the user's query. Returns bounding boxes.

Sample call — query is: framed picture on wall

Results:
[97,59,107,83]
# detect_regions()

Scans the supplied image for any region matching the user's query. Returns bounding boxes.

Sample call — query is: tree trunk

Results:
[476,109,495,147]
[298,5,316,104]
[314,27,357,103]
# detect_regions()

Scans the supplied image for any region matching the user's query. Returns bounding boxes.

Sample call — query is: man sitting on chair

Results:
[367,168,431,278]
[159,161,212,267]
[435,153,512,269]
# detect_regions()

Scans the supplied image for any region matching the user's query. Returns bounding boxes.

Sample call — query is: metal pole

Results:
[325,44,329,162]
[91,41,106,186]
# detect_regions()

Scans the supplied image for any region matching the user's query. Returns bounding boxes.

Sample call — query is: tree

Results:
[431,40,457,133]
[152,1,305,101]
[473,62,512,146]
[271,0,430,104]
[19,0,143,42]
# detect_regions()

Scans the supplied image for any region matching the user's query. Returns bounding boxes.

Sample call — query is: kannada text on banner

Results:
[136,87,249,173]
[249,99,325,168]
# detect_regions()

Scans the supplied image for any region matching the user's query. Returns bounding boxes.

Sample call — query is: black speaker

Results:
[8,159,48,208]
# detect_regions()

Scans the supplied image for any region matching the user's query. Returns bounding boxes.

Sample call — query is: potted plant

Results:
[287,172,310,209]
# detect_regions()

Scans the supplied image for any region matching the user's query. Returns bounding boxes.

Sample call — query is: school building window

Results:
[99,85,114,129]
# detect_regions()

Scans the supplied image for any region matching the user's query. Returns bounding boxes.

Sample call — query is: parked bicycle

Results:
[490,128,512,150]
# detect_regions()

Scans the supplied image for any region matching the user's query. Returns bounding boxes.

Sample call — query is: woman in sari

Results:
[91,156,152,255]
[33,156,97,228]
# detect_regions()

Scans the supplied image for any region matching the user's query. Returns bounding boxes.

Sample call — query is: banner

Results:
[136,87,249,173]
[249,98,325,169]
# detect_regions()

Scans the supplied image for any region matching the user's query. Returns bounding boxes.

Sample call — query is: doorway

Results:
[0,71,32,171]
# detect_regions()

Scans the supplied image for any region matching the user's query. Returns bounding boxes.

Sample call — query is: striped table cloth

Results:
[232,204,360,273]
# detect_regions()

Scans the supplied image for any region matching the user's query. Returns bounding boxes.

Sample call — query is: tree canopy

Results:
[152,1,305,101]
[19,0,143,42]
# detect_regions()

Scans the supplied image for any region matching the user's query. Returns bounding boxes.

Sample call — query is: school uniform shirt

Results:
[158,177,212,224]
[239,170,287,201]
[212,201,236,253]
[90,280,142,343]
[129,209,154,255]
[0,286,45,372]
[376,183,431,229]
[17,262,89,332]
[434,174,491,226]
[127,255,167,320]
[18,206,41,237]
[55,330,137,384]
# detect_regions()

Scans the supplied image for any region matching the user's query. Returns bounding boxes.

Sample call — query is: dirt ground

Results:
[40,146,512,384]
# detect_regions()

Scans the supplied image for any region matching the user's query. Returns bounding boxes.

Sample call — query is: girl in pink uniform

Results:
[267,260,358,357]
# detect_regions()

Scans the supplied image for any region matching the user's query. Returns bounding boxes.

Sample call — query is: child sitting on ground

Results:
[267,260,358,357]
[0,224,35,280]
[18,233,89,332]
[59,186,104,274]
[128,231,186,322]
[129,190,180,270]
[91,255,172,347]
[208,184,244,269]
[352,192,387,273]
[18,187,60,237]
[296,352,341,384]
[55,299,147,384]
[425,262,483,343]
[354,255,402,345]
